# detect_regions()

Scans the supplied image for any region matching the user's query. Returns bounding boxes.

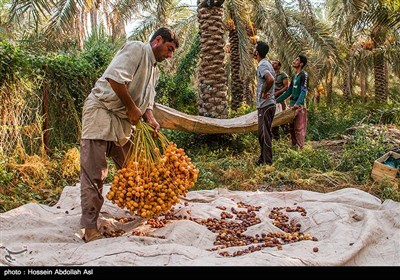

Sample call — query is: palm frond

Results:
[111,0,145,23]
[8,0,54,24]
[44,0,83,38]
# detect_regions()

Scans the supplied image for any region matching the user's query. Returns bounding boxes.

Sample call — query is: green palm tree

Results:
[202,0,338,114]
[226,0,255,111]
[0,0,12,39]
[226,13,244,111]
[250,0,338,98]
[128,0,197,73]
[196,0,228,118]
[7,0,157,49]
[328,0,400,102]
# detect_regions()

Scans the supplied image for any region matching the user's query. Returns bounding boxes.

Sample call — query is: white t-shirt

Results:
[81,41,159,146]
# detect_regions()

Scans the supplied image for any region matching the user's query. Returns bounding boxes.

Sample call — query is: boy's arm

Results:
[276,79,293,103]
[295,72,308,106]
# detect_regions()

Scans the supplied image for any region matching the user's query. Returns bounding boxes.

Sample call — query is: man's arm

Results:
[276,80,293,103]
[106,78,142,125]
[261,71,275,99]
[274,77,289,98]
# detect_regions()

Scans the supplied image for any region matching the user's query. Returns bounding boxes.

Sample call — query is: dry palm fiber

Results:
[106,121,199,219]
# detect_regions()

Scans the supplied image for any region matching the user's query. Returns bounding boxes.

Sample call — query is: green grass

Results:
[1,101,399,213]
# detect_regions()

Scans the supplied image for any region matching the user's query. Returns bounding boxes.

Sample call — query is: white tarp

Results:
[1,185,399,266]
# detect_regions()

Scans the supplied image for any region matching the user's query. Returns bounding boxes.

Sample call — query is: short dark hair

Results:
[299,55,307,67]
[256,41,269,58]
[150,27,179,48]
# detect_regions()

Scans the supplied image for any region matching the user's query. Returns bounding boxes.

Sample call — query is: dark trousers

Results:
[272,124,289,140]
[257,104,276,165]
[80,139,132,229]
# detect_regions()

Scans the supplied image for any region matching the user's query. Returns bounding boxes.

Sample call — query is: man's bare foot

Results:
[83,228,104,243]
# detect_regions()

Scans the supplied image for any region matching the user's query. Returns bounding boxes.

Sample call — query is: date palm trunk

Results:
[197,5,228,118]
[373,52,387,103]
[229,26,244,111]
[360,66,367,103]
[325,64,333,105]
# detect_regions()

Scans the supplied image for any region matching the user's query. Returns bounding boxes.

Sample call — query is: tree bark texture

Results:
[197,6,228,118]
[229,27,244,111]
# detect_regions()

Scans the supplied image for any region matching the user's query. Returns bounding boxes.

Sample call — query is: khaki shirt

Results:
[81,42,158,146]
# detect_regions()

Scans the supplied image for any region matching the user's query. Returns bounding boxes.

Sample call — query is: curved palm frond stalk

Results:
[197,0,228,118]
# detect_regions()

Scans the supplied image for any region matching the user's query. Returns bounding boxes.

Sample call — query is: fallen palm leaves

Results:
[106,121,199,219]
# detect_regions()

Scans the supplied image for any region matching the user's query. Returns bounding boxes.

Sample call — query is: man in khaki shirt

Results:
[80,27,179,242]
